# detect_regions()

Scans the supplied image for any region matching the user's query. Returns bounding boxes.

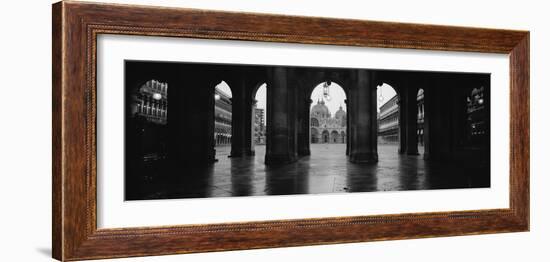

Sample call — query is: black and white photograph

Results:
[124,61,490,200]
[2,0,545,261]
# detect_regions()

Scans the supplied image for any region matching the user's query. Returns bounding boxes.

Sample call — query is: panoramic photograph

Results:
[124,60,490,200]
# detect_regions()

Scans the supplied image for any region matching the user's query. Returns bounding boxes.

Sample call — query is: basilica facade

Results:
[310,99,347,144]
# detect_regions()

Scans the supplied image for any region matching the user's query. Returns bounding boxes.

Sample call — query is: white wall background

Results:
[0,0,546,261]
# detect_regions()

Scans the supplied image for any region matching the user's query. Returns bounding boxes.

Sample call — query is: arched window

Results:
[321,130,330,143]
[330,131,339,143]
[311,118,319,127]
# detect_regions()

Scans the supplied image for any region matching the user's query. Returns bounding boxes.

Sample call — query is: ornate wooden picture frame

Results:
[52,1,529,261]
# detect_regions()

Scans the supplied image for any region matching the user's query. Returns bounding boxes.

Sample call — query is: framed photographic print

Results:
[52,1,529,261]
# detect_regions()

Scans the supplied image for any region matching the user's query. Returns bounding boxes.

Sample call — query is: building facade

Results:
[130,79,169,125]
[310,99,347,144]
[377,90,425,145]
[214,87,232,146]
[465,85,487,147]
[254,107,266,145]
[377,95,400,143]
[377,85,487,151]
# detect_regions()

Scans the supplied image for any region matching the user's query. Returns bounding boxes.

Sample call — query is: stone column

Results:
[288,69,299,160]
[349,70,378,163]
[423,78,453,161]
[449,85,468,152]
[297,97,312,156]
[422,85,433,160]
[265,67,298,165]
[168,74,216,166]
[230,77,253,157]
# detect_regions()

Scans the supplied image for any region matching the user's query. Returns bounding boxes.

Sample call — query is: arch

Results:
[377,83,398,112]
[309,81,348,150]
[213,81,233,152]
[252,82,267,147]
[310,81,347,110]
[330,130,339,143]
[216,80,233,97]
[340,131,346,143]
[303,72,351,100]
[251,82,267,101]
[376,83,400,147]
[321,130,330,143]
[311,117,319,127]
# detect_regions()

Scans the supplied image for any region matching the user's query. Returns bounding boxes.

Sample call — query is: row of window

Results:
[144,79,168,94]
[379,115,398,127]
[215,115,231,126]
[417,104,425,120]
[136,101,167,118]
[215,100,232,113]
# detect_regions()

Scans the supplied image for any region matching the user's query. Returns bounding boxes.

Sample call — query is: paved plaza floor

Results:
[132,144,489,200]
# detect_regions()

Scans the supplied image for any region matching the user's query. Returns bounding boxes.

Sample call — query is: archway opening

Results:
[252,83,267,156]
[376,83,399,154]
[213,81,233,160]
[321,130,330,143]
[309,81,347,155]
[417,88,425,154]
[330,130,339,143]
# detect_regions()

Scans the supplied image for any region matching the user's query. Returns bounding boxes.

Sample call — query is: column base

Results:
[265,154,297,165]
[406,150,420,156]
[229,149,255,157]
[297,148,311,156]
[349,152,378,164]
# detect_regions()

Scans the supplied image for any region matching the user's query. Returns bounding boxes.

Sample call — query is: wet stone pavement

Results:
[131,144,489,200]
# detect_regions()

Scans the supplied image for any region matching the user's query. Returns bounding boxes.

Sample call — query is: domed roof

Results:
[335,105,346,120]
[311,99,330,117]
